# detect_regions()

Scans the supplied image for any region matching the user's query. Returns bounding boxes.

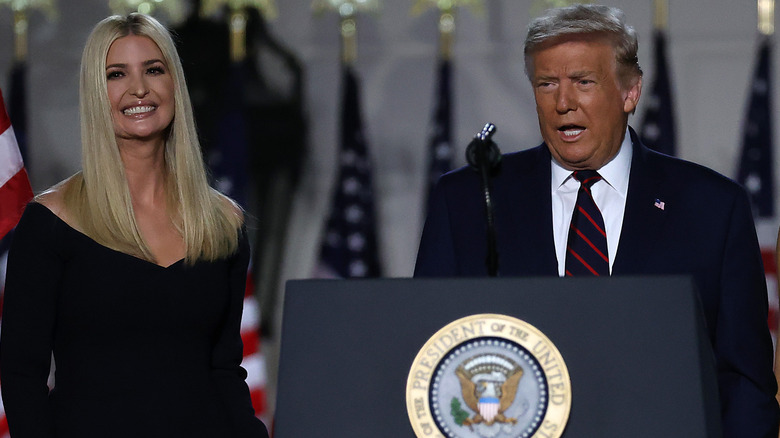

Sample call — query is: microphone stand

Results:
[465,123,501,277]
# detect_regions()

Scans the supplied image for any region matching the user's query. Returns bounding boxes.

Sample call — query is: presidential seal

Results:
[406,314,571,438]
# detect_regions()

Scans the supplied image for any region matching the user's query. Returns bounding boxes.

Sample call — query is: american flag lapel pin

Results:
[654,198,666,210]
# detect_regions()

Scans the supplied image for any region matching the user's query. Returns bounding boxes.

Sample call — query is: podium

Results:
[274,276,721,437]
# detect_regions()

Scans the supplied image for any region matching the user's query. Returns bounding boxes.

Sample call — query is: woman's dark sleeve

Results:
[1,204,60,437]
[210,228,270,437]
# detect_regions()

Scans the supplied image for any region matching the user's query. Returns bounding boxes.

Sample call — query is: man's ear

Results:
[623,76,643,114]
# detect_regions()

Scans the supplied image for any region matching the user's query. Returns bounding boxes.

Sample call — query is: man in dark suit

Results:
[415,4,779,436]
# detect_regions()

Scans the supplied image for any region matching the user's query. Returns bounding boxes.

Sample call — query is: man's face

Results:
[529,34,641,170]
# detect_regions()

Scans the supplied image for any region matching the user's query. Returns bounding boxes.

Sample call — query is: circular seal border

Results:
[429,336,548,438]
[406,314,571,438]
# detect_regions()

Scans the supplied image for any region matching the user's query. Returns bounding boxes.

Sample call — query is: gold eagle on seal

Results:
[455,353,524,427]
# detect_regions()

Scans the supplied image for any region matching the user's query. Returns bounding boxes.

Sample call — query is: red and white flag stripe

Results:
[0,88,33,241]
[762,249,778,348]
[241,269,268,419]
[0,88,32,438]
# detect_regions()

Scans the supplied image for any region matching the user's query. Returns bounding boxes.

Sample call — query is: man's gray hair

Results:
[524,4,642,83]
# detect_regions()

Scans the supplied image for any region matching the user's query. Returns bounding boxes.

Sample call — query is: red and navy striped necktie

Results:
[565,170,609,276]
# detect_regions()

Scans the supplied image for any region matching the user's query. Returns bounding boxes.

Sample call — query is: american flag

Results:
[737,36,774,219]
[424,59,454,210]
[315,65,381,278]
[207,62,267,419]
[209,64,249,206]
[639,30,677,157]
[241,269,267,417]
[0,84,34,438]
[0,83,32,240]
[763,250,778,348]
[736,35,777,345]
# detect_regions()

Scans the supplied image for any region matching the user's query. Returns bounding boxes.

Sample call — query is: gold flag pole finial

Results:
[654,0,669,31]
[0,0,58,63]
[759,0,775,35]
[200,1,280,63]
[200,0,279,20]
[108,0,188,25]
[13,9,29,62]
[312,0,381,65]
[410,0,485,61]
[229,8,248,62]
[438,10,455,60]
[410,0,484,17]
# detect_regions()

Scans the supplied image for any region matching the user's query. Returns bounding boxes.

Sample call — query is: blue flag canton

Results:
[209,63,250,208]
[738,38,774,218]
[426,60,454,205]
[317,67,381,278]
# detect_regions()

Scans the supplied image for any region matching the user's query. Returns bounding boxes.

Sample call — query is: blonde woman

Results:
[0,14,269,437]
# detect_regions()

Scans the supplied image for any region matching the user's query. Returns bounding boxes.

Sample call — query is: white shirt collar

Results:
[551,127,633,197]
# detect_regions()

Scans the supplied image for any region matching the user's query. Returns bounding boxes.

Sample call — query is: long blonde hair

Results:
[63,13,242,264]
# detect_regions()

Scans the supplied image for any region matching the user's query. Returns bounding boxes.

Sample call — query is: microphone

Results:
[466,123,501,172]
[465,123,501,277]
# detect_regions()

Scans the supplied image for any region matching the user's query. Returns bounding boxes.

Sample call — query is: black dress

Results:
[0,202,269,437]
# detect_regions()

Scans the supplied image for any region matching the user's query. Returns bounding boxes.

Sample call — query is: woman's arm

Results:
[210,228,269,438]
[1,203,63,437]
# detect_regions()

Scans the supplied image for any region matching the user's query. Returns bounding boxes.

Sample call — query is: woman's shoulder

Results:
[35,187,65,216]
[34,174,82,229]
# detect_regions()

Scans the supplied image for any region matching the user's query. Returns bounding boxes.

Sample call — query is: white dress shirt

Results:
[551,128,633,276]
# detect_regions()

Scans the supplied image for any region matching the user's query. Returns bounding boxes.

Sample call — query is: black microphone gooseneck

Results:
[465,123,502,277]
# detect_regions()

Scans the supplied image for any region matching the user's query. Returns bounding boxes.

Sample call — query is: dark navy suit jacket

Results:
[415,127,779,437]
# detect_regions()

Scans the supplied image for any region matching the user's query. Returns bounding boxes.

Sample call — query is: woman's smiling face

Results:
[105,34,174,147]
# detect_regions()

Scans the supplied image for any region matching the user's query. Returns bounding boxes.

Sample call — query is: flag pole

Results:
[410,0,485,61]
[107,0,187,24]
[200,0,278,20]
[313,0,383,278]
[410,1,484,210]
[654,0,669,31]
[639,0,678,156]
[199,0,279,62]
[313,0,380,65]
[414,1,484,59]
[0,0,58,62]
[13,11,28,63]
[229,10,249,63]
[759,0,775,35]
[340,14,358,65]
[437,8,455,61]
